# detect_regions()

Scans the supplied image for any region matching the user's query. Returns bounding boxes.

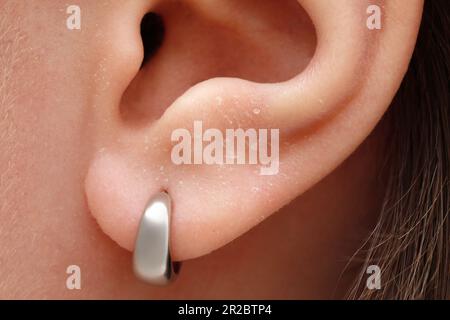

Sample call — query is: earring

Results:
[133,191,180,285]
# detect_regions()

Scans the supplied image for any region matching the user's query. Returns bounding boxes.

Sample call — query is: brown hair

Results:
[349,0,449,299]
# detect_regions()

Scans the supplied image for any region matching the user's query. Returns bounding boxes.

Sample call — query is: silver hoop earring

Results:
[133,191,180,285]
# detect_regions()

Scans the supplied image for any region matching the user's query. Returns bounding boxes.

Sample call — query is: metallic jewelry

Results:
[133,192,180,285]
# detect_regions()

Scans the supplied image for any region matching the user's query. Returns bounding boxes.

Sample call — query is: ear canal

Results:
[140,12,165,67]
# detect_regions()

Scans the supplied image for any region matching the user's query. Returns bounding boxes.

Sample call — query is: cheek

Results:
[0,2,115,296]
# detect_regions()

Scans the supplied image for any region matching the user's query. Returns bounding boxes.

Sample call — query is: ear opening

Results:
[140,12,165,68]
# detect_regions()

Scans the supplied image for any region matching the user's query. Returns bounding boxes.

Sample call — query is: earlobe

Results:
[85,152,161,252]
[85,0,423,261]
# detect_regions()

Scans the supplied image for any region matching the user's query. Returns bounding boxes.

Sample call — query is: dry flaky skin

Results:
[0,1,26,204]
[0,1,32,294]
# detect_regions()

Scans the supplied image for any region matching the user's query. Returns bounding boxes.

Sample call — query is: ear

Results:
[85,0,424,261]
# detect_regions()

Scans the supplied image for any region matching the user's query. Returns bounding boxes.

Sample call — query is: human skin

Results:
[0,0,422,299]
